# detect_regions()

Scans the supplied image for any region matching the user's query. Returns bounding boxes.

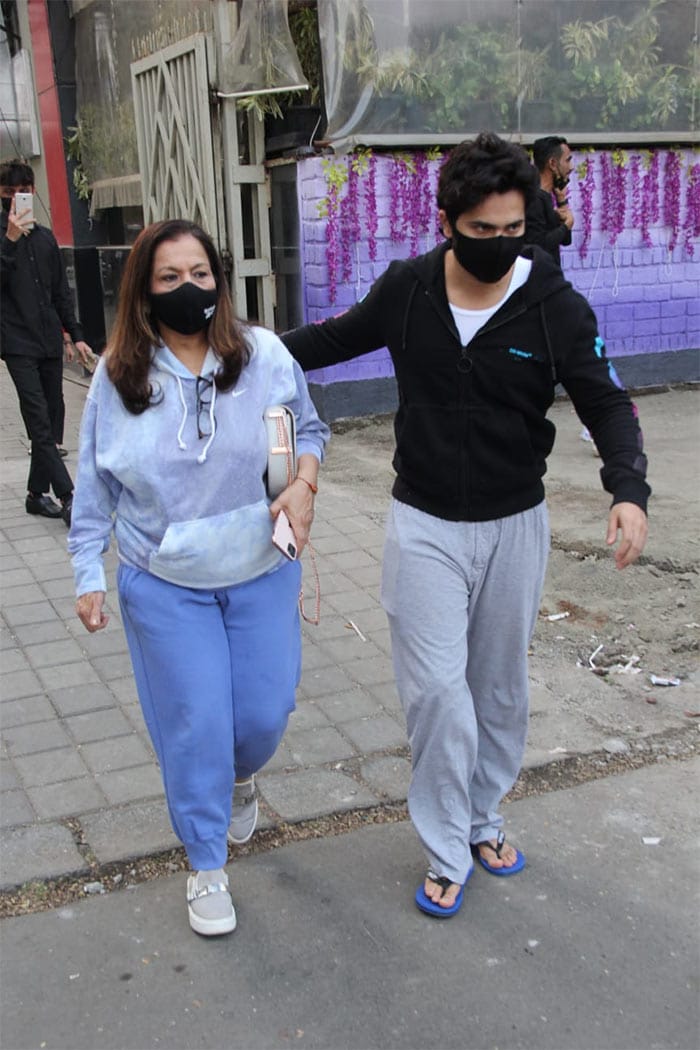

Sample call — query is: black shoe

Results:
[61,495,73,527]
[26,493,63,518]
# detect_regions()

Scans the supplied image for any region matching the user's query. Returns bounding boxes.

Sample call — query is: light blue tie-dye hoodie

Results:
[68,326,329,596]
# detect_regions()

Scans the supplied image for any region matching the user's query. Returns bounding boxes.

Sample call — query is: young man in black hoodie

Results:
[283,133,648,918]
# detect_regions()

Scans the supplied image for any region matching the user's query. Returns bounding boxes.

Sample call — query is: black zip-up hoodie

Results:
[283,244,649,521]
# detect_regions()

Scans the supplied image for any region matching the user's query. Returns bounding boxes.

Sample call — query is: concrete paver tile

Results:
[287,700,332,732]
[2,602,61,628]
[0,648,31,674]
[26,778,107,820]
[35,661,100,691]
[326,550,379,573]
[12,536,65,555]
[285,725,357,766]
[296,665,357,699]
[65,707,133,744]
[39,576,78,600]
[13,748,91,787]
[0,668,44,701]
[1,719,72,755]
[259,767,379,821]
[71,628,129,659]
[315,637,386,666]
[367,681,402,713]
[107,676,139,706]
[91,653,136,681]
[0,822,87,889]
[0,695,55,727]
[97,764,163,806]
[258,742,298,774]
[80,735,153,774]
[0,759,20,791]
[1,568,34,587]
[324,588,383,615]
[314,688,383,723]
[360,755,412,801]
[342,655,397,688]
[340,714,408,753]
[48,683,117,717]
[81,800,178,865]
[0,788,35,827]
[23,638,85,669]
[9,620,72,646]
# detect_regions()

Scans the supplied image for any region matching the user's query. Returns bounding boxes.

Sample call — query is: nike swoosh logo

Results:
[231,388,247,397]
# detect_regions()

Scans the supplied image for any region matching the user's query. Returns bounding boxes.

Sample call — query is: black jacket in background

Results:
[0,214,84,360]
[524,187,572,267]
[282,243,649,521]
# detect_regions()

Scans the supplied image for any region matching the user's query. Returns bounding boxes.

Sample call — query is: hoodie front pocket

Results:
[148,500,281,589]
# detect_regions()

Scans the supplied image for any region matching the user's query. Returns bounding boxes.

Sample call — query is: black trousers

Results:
[4,355,73,499]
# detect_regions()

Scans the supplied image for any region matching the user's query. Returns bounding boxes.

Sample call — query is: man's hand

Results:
[76,591,109,632]
[606,502,648,569]
[4,198,32,242]
[556,203,575,230]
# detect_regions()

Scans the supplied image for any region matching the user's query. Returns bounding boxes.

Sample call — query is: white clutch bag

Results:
[264,405,297,499]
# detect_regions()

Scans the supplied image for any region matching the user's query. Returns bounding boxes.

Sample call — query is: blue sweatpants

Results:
[117,559,302,870]
[381,499,550,885]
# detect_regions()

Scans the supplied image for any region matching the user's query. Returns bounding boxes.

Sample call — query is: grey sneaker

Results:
[227,776,258,845]
[186,868,236,936]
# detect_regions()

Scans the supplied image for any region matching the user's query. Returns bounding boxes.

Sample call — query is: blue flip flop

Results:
[474,830,526,876]
[415,866,474,918]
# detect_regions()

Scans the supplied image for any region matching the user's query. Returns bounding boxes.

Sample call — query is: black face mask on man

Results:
[149,282,218,336]
[451,226,525,284]
[1,197,12,213]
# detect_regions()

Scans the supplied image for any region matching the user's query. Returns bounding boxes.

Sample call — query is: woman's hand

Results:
[269,454,319,556]
[76,591,109,632]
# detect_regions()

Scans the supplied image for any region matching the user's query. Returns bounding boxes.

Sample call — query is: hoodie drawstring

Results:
[175,374,188,450]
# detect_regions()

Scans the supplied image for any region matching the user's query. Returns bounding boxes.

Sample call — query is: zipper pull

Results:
[457,347,472,374]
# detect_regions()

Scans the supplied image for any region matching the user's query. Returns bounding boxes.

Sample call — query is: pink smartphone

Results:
[272,509,298,560]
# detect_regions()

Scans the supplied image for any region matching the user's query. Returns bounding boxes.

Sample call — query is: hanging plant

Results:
[629,153,642,229]
[576,155,596,260]
[364,150,378,262]
[609,149,628,246]
[318,158,348,304]
[662,150,682,252]
[683,162,700,258]
[640,150,659,248]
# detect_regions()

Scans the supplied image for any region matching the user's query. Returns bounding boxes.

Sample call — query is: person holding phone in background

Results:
[524,136,575,268]
[0,159,94,524]
[68,219,328,937]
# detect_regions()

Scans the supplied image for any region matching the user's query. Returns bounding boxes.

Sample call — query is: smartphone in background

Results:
[13,192,34,228]
[272,509,298,561]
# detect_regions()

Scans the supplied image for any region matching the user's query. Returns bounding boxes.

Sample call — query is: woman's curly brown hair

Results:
[106,219,250,413]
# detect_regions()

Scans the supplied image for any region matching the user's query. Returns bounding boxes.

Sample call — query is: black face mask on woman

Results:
[451,227,525,284]
[149,282,218,336]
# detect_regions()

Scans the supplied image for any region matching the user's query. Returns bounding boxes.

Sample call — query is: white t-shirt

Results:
[449,256,532,347]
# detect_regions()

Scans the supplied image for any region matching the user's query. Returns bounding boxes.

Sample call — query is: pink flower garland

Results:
[684,163,700,258]
[325,183,339,304]
[640,151,659,249]
[578,158,596,260]
[629,154,642,228]
[663,150,681,253]
[365,151,378,262]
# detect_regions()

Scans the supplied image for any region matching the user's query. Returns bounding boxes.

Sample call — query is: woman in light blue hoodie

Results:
[68,220,329,937]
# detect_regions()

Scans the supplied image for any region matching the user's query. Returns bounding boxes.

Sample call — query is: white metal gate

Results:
[131,35,224,244]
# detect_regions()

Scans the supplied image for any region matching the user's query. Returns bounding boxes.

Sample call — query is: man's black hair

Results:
[532,136,569,173]
[437,133,538,223]
[0,158,35,187]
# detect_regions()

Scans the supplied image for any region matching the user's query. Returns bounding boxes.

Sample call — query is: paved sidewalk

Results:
[1,367,698,890]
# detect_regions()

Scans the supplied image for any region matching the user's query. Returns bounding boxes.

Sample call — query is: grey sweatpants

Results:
[381,499,550,885]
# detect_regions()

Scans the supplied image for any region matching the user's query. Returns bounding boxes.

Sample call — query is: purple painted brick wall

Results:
[296,149,699,387]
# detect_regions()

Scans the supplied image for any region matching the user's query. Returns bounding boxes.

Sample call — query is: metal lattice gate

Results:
[131,35,224,244]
